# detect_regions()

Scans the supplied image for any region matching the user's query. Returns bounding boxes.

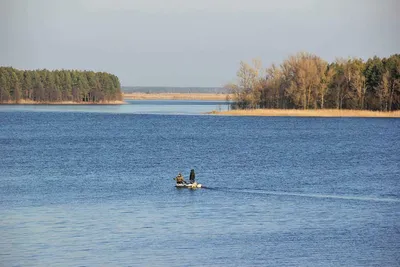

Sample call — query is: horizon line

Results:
[121,85,225,88]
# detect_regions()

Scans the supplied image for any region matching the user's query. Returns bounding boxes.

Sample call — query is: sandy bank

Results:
[209,109,400,118]
[123,93,230,101]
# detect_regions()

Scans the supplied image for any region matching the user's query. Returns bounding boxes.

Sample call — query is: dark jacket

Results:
[189,169,195,183]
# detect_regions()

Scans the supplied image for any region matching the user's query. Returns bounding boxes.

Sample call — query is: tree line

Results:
[0,67,122,103]
[226,53,400,111]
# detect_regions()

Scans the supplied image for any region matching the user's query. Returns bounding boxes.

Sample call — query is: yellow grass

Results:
[123,92,230,101]
[210,109,400,118]
[1,99,126,105]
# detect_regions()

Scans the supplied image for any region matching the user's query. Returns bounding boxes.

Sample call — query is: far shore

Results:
[1,100,126,105]
[123,92,230,101]
[209,109,400,118]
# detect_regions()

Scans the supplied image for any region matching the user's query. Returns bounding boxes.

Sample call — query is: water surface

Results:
[0,100,229,114]
[1,101,399,266]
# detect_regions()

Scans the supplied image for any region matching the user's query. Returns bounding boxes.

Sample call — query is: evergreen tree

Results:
[63,71,73,101]
[22,71,33,100]
[0,71,10,102]
[0,67,122,104]
[11,72,21,103]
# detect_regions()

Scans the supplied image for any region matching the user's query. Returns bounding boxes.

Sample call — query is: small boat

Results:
[175,182,202,189]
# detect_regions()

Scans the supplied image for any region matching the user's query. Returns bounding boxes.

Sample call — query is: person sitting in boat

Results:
[174,172,186,184]
[189,169,195,184]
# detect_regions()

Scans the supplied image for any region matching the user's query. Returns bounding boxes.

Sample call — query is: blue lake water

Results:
[0,101,399,266]
[0,100,229,114]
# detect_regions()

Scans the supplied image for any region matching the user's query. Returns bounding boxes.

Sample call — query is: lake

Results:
[0,100,230,114]
[0,100,399,266]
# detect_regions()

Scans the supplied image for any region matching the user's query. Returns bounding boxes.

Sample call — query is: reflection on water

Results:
[0,100,230,114]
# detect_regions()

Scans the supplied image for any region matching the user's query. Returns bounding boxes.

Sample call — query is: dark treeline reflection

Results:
[227,53,400,111]
[0,67,122,103]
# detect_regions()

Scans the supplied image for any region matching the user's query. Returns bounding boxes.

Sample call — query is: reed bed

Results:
[123,93,229,101]
[211,109,400,118]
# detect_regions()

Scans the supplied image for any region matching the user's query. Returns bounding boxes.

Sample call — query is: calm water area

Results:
[0,100,399,266]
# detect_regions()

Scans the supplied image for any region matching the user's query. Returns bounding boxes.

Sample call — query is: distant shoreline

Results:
[209,109,400,118]
[123,92,230,101]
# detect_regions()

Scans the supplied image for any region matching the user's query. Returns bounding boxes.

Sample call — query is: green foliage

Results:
[0,67,122,103]
[11,72,21,103]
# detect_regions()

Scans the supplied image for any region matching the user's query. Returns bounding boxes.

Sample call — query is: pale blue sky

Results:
[1,0,399,86]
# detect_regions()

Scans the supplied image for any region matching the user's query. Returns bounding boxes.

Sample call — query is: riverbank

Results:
[209,109,400,118]
[123,92,229,101]
[0,100,126,105]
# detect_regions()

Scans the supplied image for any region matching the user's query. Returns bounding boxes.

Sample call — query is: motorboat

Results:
[175,182,202,189]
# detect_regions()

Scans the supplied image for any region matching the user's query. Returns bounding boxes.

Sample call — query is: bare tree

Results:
[227,59,265,109]
[318,65,334,109]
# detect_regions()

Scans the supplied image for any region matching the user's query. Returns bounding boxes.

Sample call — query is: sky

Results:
[1,0,399,87]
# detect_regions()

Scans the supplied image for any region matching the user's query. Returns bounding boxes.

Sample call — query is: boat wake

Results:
[212,187,400,203]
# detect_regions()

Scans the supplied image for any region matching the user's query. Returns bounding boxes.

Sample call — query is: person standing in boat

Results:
[175,172,186,184]
[189,169,195,184]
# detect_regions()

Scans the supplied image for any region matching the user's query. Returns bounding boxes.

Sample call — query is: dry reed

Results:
[210,109,400,118]
[123,93,230,101]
